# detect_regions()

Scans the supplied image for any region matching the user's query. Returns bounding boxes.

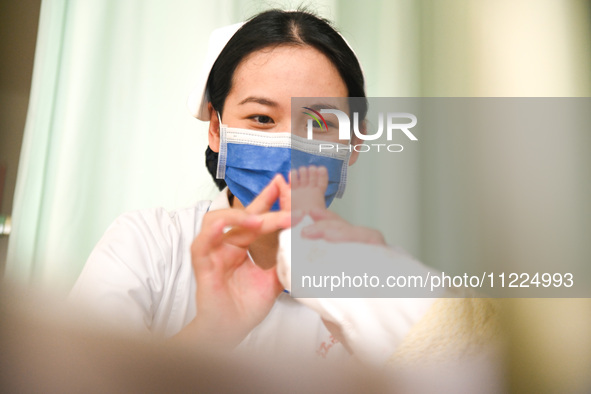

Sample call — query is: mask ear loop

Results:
[216,111,228,179]
[215,111,235,206]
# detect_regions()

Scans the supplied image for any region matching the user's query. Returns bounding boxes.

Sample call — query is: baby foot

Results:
[290,165,328,213]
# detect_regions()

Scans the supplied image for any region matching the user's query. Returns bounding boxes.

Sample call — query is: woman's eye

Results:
[251,115,274,125]
[312,121,337,131]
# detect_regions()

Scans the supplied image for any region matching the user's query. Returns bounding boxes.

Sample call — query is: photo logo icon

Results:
[302,107,329,133]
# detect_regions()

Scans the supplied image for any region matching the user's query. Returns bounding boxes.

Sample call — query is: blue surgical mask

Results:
[216,121,351,211]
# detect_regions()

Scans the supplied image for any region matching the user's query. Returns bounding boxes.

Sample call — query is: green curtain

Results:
[5,0,247,290]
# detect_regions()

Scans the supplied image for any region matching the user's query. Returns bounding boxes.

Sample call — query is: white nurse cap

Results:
[187,22,244,121]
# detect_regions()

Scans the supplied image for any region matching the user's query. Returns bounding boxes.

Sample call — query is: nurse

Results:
[72,9,370,358]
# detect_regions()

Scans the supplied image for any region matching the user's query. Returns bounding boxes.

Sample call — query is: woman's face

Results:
[207,44,351,148]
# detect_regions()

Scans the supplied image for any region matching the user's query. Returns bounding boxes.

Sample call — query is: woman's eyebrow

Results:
[239,96,279,107]
[305,103,342,112]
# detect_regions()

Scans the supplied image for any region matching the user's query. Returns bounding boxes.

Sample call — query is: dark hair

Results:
[205,9,367,190]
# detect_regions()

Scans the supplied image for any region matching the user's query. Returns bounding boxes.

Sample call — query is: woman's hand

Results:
[177,175,294,349]
[300,208,386,245]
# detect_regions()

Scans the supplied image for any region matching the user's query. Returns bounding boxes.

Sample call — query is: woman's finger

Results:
[223,210,301,247]
[301,218,344,234]
[278,173,292,212]
[301,220,386,245]
[190,218,226,261]
[193,210,263,256]
[245,174,287,214]
[308,207,345,222]
[322,227,384,244]
[290,209,304,227]
[202,208,264,230]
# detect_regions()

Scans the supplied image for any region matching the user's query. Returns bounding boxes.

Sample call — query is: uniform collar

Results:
[208,187,232,212]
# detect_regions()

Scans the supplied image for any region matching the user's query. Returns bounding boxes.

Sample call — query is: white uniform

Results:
[70,190,348,361]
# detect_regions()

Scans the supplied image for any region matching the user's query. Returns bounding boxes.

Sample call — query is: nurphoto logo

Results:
[303,107,418,153]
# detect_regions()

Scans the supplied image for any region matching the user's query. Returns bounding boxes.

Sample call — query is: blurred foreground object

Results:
[0,282,510,394]
[505,299,591,394]
[0,283,385,393]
